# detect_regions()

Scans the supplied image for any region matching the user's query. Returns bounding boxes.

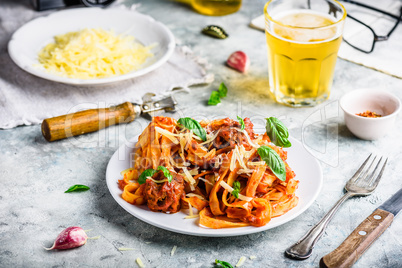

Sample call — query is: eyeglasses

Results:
[339,0,402,53]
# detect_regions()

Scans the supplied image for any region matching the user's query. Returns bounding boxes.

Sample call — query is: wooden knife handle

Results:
[41,102,140,142]
[320,208,394,268]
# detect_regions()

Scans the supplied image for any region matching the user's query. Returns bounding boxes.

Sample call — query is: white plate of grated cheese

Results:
[106,135,323,237]
[8,8,175,85]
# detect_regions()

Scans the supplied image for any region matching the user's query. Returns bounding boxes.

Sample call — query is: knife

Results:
[320,187,402,268]
[41,93,177,142]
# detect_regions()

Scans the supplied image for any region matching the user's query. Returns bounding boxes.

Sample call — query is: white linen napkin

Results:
[0,43,212,129]
[0,2,213,130]
[250,0,402,79]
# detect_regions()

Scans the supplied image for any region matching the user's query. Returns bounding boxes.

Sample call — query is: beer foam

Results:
[268,9,342,44]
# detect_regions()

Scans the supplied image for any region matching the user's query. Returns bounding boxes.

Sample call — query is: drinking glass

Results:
[264,0,346,107]
[191,0,242,16]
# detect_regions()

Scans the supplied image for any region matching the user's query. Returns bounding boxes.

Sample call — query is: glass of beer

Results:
[264,0,346,107]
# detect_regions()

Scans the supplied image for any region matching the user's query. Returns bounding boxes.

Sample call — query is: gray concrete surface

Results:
[1,0,402,267]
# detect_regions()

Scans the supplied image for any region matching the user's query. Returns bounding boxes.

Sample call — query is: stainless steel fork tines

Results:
[285,154,388,260]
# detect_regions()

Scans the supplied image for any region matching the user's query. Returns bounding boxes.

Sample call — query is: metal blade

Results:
[378,188,402,216]
[138,95,177,114]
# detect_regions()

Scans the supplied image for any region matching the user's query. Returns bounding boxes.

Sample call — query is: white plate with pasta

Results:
[8,8,175,85]
[105,117,323,237]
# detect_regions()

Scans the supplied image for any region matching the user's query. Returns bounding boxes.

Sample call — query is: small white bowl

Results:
[340,89,401,140]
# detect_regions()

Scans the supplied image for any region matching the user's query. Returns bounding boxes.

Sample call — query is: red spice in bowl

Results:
[356,110,382,118]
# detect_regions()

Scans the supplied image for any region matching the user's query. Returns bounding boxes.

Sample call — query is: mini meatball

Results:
[143,170,185,213]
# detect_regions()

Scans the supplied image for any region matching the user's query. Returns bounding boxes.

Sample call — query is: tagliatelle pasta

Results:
[118,116,299,228]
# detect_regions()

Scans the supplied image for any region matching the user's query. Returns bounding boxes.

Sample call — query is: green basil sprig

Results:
[266,117,291,148]
[231,181,241,199]
[257,145,286,181]
[215,259,234,268]
[237,116,245,131]
[208,82,228,106]
[65,184,90,193]
[138,166,173,185]
[157,166,173,183]
[177,117,207,141]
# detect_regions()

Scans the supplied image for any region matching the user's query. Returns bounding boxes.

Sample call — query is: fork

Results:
[285,154,388,260]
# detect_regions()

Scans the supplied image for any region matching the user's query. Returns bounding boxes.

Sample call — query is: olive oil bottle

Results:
[191,0,242,16]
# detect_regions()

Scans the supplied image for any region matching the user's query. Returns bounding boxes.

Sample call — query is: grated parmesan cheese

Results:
[236,256,247,267]
[184,214,199,219]
[249,256,257,260]
[146,177,169,184]
[136,257,145,268]
[234,128,259,148]
[155,127,179,144]
[38,28,155,79]
[170,245,177,256]
[200,130,220,145]
[186,193,205,200]
[118,247,135,251]
[247,161,266,166]
[182,167,196,191]
[198,177,214,186]
[187,201,194,217]
[87,235,101,240]
[219,181,253,202]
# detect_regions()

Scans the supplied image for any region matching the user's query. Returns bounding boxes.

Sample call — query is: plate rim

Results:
[106,135,323,237]
[7,7,176,86]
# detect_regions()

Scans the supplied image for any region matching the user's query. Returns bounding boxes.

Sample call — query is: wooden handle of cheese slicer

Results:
[41,102,140,142]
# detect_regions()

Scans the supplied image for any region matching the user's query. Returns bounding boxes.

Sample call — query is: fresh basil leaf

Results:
[265,117,292,148]
[157,166,173,183]
[215,259,234,268]
[231,181,241,198]
[257,145,286,181]
[177,117,207,141]
[237,116,245,131]
[208,91,221,106]
[218,82,228,98]
[138,169,158,185]
[64,184,90,193]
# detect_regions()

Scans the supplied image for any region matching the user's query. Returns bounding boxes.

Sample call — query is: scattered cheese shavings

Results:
[184,214,200,219]
[237,169,254,174]
[186,193,205,200]
[146,177,169,184]
[234,146,247,170]
[145,242,152,244]
[136,257,145,268]
[87,235,101,240]
[182,167,196,191]
[234,128,259,148]
[187,201,194,217]
[200,130,220,145]
[188,168,199,176]
[230,148,237,171]
[247,161,266,166]
[236,256,247,267]
[171,245,177,256]
[155,127,179,144]
[118,247,136,251]
[198,177,214,186]
[249,256,257,260]
[219,181,253,202]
